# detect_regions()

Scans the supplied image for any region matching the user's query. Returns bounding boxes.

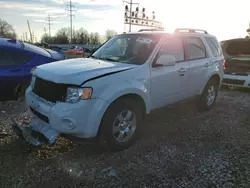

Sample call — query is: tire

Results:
[197,79,219,111]
[99,98,143,151]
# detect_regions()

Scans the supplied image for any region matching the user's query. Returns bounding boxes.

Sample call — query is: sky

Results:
[0,0,249,42]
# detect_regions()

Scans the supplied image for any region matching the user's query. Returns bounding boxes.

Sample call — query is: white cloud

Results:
[34,19,46,23]
[76,6,122,20]
[0,2,49,11]
[77,0,121,6]
[23,13,47,18]
[52,0,66,4]
[47,9,66,15]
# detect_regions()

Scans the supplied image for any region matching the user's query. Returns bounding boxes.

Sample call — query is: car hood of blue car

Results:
[33,58,139,85]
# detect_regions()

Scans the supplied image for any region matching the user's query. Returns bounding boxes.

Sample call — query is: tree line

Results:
[0,18,118,44]
[0,19,16,39]
[41,28,117,44]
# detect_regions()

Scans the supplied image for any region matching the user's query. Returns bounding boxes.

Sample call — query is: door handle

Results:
[178,68,187,73]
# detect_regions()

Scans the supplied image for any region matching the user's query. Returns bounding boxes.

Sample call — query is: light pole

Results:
[124,0,139,32]
[124,3,164,32]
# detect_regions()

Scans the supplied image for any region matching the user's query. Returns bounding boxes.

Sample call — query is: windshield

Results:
[91,34,160,65]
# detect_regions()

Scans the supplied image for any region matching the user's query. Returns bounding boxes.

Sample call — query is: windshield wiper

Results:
[89,55,98,59]
[89,56,118,62]
[101,58,118,62]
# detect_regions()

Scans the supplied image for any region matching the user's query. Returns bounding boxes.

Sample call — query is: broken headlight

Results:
[65,87,93,103]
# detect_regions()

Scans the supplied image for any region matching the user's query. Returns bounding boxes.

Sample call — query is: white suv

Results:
[21,28,224,150]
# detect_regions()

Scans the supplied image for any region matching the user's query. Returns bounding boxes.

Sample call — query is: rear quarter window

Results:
[0,49,32,66]
[205,37,222,57]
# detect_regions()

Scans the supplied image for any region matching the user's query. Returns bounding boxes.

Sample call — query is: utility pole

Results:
[27,20,33,43]
[45,14,53,37]
[25,32,28,41]
[129,0,132,32]
[66,0,76,43]
[32,32,36,43]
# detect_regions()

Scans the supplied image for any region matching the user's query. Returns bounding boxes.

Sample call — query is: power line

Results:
[66,0,76,43]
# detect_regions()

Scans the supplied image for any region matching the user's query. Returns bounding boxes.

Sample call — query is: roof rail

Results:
[138,28,164,32]
[175,28,208,34]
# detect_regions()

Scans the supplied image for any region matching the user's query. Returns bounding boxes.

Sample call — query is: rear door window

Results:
[186,37,206,60]
[0,49,32,66]
[205,37,221,57]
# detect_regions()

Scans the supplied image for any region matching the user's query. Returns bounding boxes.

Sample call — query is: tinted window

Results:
[205,37,221,57]
[186,37,206,60]
[157,38,184,62]
[0,49,32,66]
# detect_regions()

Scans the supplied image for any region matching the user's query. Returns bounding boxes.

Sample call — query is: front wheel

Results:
[197,79,219,111]
[99,98,142,151]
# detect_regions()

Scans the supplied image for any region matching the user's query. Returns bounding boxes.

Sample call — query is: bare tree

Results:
[89,32,100,45]
[54,28,69,44]
[0,19,16,38]
[41,34,53,44]
[75,28,89,44]
[105,29,117,40]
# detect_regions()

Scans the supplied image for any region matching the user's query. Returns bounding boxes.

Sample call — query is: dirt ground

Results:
[0,89,249,188]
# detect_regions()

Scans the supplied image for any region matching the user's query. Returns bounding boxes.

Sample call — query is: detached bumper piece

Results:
[11,118,59,146]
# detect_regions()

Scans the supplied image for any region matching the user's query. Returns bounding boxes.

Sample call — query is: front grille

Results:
[222,79,245,85]
[30,107,49,123]
[33,77,68,103]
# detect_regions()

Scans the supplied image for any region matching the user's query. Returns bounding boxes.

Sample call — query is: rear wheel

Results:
[99,98,142,151]
[197,79,219,111]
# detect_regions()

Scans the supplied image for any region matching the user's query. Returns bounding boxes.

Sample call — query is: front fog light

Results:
[65,87,92,103]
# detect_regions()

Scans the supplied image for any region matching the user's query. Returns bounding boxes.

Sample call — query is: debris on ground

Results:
[0,90,250,188]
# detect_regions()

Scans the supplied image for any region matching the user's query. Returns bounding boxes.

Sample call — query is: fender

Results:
[98,80,151,114]
[199,71,222,95]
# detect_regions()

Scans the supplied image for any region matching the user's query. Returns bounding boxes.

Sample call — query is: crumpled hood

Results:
[33,58,138,85]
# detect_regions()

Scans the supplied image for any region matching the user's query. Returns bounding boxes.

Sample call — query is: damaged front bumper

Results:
[11,117,60,146]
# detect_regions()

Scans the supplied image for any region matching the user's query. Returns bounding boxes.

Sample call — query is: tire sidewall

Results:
[99,99,142,151]
[199,80,219,110]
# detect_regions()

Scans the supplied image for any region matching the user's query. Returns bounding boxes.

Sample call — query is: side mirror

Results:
[156,55,176,66]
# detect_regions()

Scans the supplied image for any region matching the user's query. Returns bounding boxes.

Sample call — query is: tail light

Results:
[223,60,227,71]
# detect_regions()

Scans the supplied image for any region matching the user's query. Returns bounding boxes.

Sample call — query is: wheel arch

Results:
[209,73,221,87]
[97,93,147,137]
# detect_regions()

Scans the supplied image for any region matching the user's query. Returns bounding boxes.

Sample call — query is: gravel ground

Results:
[0,89,250,188]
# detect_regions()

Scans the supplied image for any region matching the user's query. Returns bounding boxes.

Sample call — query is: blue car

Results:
[0,38,65,101]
